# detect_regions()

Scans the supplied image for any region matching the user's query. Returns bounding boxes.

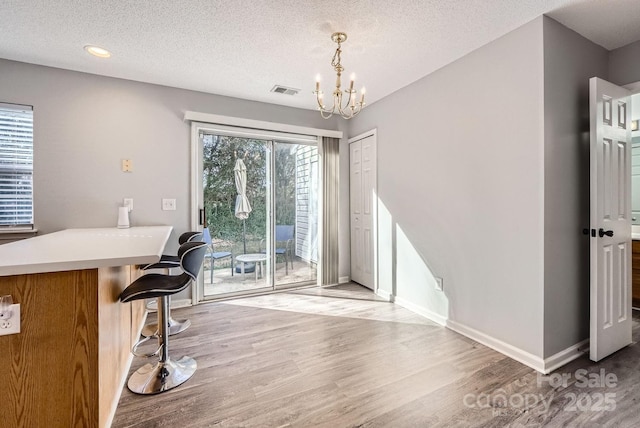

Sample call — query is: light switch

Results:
[162,198,176,211]
[123,198,133,212]
[122,159,133,172]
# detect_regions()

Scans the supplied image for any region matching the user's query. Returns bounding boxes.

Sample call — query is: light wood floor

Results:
[113,284,640,427]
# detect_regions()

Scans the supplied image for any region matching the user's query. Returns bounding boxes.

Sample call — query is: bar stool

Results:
[145,231,203,268]
[140,231,203,337]
[120,241,207,394]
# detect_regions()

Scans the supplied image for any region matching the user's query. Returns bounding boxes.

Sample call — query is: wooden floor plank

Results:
[112,283,640,428]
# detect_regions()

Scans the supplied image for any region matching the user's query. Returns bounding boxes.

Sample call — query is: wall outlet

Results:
[435,277,444,291]
[0,303,20,336]
[123,198,133,212]
[162,198,176,211]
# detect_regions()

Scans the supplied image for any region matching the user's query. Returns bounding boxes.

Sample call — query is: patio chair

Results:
[203,227,233,283]
[261,225,294,275]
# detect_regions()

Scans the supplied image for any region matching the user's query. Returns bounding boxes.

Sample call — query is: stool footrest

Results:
[141,317,191,337]
[131,335,162,358]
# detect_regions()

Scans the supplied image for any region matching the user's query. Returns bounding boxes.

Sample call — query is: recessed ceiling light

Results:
[84,45,111,58]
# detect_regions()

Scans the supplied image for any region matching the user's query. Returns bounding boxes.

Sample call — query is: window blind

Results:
[0,103,33,228]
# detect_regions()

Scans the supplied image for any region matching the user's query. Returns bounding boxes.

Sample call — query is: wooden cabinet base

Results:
[0,266,145,428]
[632,241,640,308]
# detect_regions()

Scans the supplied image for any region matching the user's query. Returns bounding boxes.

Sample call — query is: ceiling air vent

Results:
[270,85,300,96]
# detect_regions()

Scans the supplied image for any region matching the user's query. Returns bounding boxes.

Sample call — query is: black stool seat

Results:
[144,231,202,270]
[144,255,180,270]
[120,272,191,302]
[120,241,207,395]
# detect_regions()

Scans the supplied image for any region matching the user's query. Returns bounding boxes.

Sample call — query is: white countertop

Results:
[0,226,172,276]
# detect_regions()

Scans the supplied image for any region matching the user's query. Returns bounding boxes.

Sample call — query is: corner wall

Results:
[609,39,640,86]
[348,18,546,357]
[541,16,609,358]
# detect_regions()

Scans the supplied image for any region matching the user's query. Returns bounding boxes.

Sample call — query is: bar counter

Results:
[0,226,172,428]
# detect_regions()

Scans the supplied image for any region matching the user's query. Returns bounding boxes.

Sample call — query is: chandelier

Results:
[313,32,365,120]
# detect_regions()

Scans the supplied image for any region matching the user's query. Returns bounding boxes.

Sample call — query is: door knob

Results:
[598,228,614,238]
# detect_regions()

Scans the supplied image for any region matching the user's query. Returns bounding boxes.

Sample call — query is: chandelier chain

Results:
[331,43,343,72]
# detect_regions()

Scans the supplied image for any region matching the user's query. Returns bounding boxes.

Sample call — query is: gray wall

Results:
[349,18,545,356]
[609,39,640,86]
[0,59,339,257]
[542,17,609,358]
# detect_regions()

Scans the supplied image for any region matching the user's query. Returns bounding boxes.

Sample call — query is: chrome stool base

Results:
[141,317,191,337]
[127,356,197,395]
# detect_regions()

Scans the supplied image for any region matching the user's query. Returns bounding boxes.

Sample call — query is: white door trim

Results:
[589,77,633,361]
[348,129,378,293]
[189,122,325,303]
[623,81,640,93]
[349,129,378,144]
[184,111,343,139]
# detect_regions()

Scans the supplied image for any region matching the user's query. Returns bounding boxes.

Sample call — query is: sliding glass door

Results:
[200,133,272,297]
[194,125,319,300]
[274,142,318,287]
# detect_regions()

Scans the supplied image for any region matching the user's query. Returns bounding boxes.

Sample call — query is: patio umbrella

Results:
[234,158,252,254]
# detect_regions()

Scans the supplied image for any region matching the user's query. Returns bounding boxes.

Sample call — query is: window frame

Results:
[0,102,34,232]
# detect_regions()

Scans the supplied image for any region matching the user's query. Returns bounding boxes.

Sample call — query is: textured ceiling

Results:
[0,0,639,110]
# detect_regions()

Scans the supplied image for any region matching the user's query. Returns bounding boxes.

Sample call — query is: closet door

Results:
[350,135,376,289]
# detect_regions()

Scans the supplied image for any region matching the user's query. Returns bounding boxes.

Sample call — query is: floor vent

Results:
[271,85,300,96]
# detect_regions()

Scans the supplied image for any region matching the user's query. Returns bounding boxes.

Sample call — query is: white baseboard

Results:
[375,288,393,301]
[446,319,546,373]
[338,276,350,284]
[447,320,589,374]
[543,339,589,374]
[393,296,447,326]
[446,320,587,374]
[379,294,584,374]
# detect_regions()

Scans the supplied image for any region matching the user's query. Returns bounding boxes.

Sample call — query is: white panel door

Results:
[350,141,364,285]
[589,77,632,362]
[360,136,376,289]
[350,135,376,289]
